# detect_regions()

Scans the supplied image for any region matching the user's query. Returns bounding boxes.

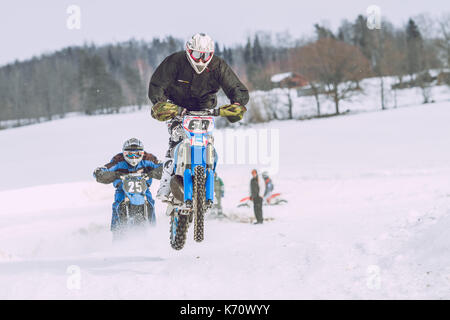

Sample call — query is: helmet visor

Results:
[189,49,213,63]
[124,150,144,159]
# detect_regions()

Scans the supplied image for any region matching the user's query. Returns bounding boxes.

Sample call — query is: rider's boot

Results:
[156,158,175,202]
[157,120,184,202]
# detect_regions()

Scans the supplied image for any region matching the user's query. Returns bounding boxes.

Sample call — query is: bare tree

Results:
[296,38,371,114]
[414,13,443,103]
[379,38,407,108]
[437,13,450,69]
[288,46,323,116]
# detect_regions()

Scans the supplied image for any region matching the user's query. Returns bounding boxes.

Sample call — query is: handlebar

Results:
[118,171,150,180]
[180,108,219,117]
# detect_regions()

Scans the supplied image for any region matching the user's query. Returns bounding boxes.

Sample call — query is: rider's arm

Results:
[216,58,249,106]
[141,152,163,180]
[112,178,122,188]
[148,54,178,104]
[103,154,127,172]
[93,154,126,184]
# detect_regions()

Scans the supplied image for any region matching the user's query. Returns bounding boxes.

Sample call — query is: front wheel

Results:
[170,212,189,250]
[193,166,206,243]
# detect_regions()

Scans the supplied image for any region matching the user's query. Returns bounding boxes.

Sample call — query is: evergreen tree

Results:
[406,18,424,77]
[253,35,264,65]
[214,42,222,57]
[79,54,123,114]
[352,15,374,62]
[243,38,253,64]
[224,46,233,65]
[314,24,335,40]
[123,65,145,107]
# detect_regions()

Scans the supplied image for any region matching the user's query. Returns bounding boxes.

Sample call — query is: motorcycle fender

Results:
[175,140,191,176]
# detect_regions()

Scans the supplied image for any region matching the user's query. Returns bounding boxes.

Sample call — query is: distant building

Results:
[270,72,309,89]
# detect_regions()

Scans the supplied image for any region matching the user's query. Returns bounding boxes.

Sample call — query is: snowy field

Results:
[0,100,450,299]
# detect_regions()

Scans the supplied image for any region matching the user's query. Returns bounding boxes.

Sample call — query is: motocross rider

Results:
[148,33,249,204]
[93,138,162,233]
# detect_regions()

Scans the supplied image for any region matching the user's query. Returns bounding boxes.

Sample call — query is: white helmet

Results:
[185,33,215,74]
[122,138,144,167]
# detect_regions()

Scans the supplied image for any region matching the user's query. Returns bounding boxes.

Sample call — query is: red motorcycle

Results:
[237,193,287,208]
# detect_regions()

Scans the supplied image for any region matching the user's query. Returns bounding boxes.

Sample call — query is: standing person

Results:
[262,171,274,204]
[250,169,264,224]
[148,32,249,203]
[213,172,224,216]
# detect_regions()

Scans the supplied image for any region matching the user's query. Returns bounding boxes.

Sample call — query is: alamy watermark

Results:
[66,265,81,290]
[66,5,81,30]
[366,5,382,30]
[366,265,381,290]
[213,128,280,174]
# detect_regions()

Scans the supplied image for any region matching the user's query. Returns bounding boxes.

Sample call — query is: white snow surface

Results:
[1,101,450,299]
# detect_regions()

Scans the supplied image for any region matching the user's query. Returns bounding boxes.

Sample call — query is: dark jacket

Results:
[250,176,261,200]
[148,51,249,110]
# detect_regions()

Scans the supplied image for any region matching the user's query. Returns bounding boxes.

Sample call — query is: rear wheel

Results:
[193,166,206,242]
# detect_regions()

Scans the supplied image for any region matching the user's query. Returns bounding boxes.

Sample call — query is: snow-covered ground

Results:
[0,100,449,299]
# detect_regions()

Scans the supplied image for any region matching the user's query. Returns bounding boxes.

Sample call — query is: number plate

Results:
[183,116,214,134]
[123,176,148,193]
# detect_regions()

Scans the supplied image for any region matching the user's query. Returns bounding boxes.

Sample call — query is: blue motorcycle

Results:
[167,109,218,250]
[115,171,155,237]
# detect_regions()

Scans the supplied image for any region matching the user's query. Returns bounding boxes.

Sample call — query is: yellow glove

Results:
[218,104,247,123]
[151,102,180,121]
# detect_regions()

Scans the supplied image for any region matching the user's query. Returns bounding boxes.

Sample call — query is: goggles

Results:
[188,49,213,63]
[124,150,144,159]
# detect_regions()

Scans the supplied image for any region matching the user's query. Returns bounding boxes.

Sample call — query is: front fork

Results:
[205,142,215,202]
[175,140,215,203]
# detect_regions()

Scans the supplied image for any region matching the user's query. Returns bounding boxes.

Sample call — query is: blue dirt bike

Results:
[166,109,218,250]
[114,171,156,238]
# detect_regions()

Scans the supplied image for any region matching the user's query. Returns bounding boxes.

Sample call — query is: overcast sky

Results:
[0,0,448,66]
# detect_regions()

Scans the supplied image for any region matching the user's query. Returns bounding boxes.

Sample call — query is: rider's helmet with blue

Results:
[122,138,144,167]
[185,33,215,74]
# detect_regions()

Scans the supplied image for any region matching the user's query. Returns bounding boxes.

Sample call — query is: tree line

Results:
[243,13,450,116]
[0,37,184,126]
[0,13,449,128]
